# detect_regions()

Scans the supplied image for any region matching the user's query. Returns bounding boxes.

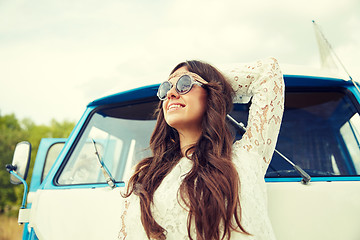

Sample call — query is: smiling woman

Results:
[162,69,208,150]
[120,57,284,240]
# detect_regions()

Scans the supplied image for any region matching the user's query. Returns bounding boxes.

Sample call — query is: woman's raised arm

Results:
[224,57,285,174]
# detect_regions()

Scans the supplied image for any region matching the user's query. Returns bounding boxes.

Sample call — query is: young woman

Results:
[118,57,284,240]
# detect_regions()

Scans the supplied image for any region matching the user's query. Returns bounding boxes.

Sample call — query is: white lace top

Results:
[118,57,285,240]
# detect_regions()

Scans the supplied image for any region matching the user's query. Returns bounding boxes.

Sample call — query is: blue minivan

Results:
[6,67,360,239]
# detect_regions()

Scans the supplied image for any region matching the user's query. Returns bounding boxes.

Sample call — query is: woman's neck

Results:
[178,127,202,156]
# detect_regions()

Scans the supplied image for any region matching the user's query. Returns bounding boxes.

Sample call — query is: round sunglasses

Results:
[157,74,206,101]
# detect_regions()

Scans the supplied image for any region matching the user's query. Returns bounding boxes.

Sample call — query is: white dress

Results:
[118,57,285,240]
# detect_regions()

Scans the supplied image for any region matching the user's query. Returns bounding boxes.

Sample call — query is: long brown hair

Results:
[123,60,249,239]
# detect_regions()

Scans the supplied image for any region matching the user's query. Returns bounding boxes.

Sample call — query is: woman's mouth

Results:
[168,103,185,112]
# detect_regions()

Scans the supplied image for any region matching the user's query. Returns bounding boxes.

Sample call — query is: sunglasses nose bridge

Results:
[166,83,180,100]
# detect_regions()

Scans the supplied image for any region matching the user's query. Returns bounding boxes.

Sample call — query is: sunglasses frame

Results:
[157,74,205,101]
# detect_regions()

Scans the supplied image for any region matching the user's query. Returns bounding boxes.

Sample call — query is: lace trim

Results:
[226,57,284,174]
[118,200,130,240]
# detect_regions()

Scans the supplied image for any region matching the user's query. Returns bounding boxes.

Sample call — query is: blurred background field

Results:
[0,214,23,240]
[0,112,75,240]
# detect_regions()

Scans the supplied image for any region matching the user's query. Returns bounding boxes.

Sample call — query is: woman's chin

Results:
[165,119,184,130]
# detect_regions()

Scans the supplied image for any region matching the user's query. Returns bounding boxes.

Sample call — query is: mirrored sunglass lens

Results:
[159,82,171,99]
[177,75,192,94]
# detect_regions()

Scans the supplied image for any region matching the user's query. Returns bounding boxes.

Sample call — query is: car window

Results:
[340,113,360,173]
[57,100,157,185]
[56,88,360,186]
[264,89,360,178]
[42,142,65,182]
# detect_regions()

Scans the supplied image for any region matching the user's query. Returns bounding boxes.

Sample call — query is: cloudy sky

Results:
[0,0,359,124]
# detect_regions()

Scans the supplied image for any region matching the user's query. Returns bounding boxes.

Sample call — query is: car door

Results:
[27,101,156,240]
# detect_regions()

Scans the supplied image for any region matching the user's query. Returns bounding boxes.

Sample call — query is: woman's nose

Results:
[166,85,179,100]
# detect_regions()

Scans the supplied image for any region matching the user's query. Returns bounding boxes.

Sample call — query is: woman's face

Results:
[162,66,208,133]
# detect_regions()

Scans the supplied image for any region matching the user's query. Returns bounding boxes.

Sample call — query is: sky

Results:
[0,0,359,124]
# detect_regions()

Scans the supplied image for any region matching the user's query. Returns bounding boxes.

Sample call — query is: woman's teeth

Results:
[169,104,183,110]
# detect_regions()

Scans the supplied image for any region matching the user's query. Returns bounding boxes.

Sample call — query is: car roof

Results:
[87,74,354,108]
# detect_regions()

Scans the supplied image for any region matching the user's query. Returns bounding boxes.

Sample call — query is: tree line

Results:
[0,111,75,213]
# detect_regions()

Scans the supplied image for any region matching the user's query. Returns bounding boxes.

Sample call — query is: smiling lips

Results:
[167,103,185,111]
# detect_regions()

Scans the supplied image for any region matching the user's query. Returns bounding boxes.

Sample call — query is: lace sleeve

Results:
[224,57,285,174]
